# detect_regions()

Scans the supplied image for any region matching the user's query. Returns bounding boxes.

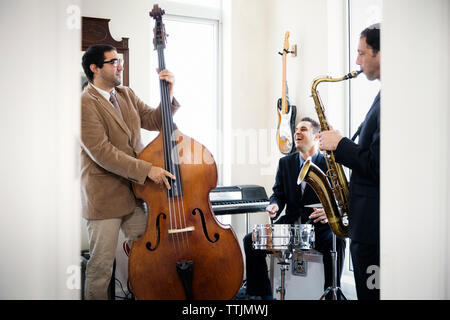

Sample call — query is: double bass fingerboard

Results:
[152,10,183,198]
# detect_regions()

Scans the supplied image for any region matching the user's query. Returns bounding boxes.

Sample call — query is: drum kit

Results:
[251,223,314,300]
[252,217,346,300]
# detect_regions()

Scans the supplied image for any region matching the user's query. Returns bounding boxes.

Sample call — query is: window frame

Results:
[143,8,223,184]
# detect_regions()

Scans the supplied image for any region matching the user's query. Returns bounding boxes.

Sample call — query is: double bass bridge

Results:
[168,226,195,234]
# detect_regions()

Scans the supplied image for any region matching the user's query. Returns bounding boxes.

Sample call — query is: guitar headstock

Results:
[150,4,166,50]
[283,31,290,52]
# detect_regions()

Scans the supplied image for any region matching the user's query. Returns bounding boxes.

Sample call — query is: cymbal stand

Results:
[320,232,346,300]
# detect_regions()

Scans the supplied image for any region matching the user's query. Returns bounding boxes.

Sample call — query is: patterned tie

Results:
[299,160,307,194]
[109,92,123,119]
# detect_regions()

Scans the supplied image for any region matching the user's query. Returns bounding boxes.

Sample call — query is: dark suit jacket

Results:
[270,152,329,232]
[335,91,380,245]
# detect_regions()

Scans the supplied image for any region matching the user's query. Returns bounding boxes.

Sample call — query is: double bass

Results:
[128,5,244,300]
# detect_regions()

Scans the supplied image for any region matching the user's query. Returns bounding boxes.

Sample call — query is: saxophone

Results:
[299,70,361,238]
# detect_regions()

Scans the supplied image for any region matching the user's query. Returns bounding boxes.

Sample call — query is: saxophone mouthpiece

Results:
[345,70,362,79]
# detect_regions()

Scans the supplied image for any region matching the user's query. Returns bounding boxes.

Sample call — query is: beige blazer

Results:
[81,83,180,220]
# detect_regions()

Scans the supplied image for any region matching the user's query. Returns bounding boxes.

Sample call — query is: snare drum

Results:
[251,224,315,251]
[291,224,315,251]
[252,224,291,251]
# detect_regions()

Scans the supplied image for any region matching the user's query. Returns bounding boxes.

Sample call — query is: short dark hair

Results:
[82,44,117,82]
[360,23,380,54]
[300,117,320,134]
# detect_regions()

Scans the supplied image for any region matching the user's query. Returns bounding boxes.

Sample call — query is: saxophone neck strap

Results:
[351,124,362,141]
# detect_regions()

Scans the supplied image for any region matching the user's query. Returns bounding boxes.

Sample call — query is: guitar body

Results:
[276,98,297,154]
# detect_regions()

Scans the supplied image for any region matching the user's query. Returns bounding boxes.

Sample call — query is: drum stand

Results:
[319,232,346,300]
[273,249,292,300]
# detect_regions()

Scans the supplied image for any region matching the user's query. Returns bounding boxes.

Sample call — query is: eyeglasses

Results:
[103,58,123,68]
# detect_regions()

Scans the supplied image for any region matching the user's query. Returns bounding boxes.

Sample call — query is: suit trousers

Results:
[84,205,147,300]
[243,225,345,297]
[350,240,380,300]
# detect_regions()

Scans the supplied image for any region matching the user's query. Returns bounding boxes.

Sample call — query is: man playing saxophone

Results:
[319,24,380,300]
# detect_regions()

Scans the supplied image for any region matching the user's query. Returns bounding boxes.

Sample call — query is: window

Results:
[166,0,221,8]
[141,15,221,180]
[348,0,382,136]
[342,0,382,298]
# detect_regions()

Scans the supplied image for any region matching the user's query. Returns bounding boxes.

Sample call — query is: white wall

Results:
[0,0,81,299]
[81,0,153,102]
[381,0,450,299]
[224,0,347,232]
[223,0,271,234]
[263,0,348,191]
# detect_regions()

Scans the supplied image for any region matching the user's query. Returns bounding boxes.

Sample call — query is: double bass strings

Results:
[157,48,192,260]
[158,49,181,254]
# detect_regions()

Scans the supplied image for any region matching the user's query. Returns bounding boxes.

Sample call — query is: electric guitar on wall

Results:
[276,31,297,155]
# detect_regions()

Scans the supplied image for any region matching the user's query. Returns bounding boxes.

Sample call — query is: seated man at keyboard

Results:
[242,117,346,300]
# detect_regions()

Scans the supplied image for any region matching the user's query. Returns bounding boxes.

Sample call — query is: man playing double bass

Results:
[80,44,178,299]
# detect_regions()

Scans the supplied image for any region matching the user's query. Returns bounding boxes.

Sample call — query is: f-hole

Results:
[146,212,166,251]
[192,208,219,243]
